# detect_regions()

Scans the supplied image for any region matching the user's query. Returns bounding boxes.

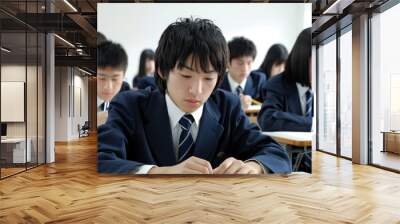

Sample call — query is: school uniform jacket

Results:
[137,76,157,90]
[257,72,312,132]
[97,88,291,174]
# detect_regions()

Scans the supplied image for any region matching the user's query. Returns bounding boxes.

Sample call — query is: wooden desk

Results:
[245,105,261,123]
[245,104,261,114]
[1,138,31,164]
[263,132,312,171]
[382,131,400,154]
[263,131,312,147]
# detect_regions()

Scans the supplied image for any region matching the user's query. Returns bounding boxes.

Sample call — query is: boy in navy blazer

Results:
[219,37,266,108]
[97,40,129,112]
[98,18,291,174]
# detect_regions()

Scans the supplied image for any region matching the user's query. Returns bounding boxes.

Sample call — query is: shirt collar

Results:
[165,93,203,129]
[227,73,247,92]
[97,96,109,108]
[296,82,311,97]
[97,97,103,108]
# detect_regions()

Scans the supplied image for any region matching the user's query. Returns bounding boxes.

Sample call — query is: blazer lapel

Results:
[244,75,254,96]
[220,73,232,92]
[286,82,303,116]
[192,100,224,161]
[143,91,177,166]
[99,102,105,111]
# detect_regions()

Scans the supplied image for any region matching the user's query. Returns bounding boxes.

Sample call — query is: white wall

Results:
[1,65,33,138]
[98,3,312,86]
[72,73,89,138]
[55,67,69,141]
[54,67,89,141]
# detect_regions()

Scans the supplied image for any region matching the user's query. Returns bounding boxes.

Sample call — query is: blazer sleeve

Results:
[228,98,291,174]
[253,72,267,102]
[257,91,312,132]
[97,93,145,174]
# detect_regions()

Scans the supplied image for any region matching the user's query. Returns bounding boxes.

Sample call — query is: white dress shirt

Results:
[135,93,267,174]
[227,73,247,94]
[296,83,311,116]
[135,93,203,174]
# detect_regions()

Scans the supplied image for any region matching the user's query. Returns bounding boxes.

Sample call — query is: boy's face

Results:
[97,66,125,102]
[165,56,218,113]
[228,56,254,83]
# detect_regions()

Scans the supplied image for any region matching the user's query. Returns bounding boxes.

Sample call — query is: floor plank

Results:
[0,135,399,223]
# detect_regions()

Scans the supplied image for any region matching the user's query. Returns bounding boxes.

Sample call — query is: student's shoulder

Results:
[137,76,156,87]
[119,81,131,93]
[139,75,155,82]
[263,73,288,94]
[209,89,241,109]
[249,69,266,82]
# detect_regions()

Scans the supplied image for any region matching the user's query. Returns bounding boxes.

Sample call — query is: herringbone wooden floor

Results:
[1,135,400,223]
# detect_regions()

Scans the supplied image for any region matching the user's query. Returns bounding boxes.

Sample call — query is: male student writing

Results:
[97,18,291,174]
[219,37,266,109]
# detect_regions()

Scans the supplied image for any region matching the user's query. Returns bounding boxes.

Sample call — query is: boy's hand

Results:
[97,111,108,126]
[213,157,263,174]
[148,156,213,174]
[240,94,252,110]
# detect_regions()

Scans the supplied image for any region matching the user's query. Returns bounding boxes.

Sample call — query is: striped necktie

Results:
[235,86,243,95]
[305,90,313,117]
[102,102,110,111]
[178,114,195,162]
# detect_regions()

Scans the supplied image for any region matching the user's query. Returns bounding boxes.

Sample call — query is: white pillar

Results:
[46,33,55,163]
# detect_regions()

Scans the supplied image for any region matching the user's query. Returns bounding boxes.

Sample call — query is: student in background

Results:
[256,43,288,80]
[119,81,131,92]
[97,40,128,125]
[132,49,156,89]
[257,28,312,173]
[137,75,157,90]
[97,18,291,175]
[257,28,312,132]
[219,37,266,109]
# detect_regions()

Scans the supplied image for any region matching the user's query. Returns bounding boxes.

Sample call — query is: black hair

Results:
[284,28,311,87]
[97,40,128,73]
[155,17,228,93]
[97,32,108,45]
[132,49,155,87]
[137,49,155,78]
[119,81,131,93]
[259,43,288,79]
[227,37,257,62]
